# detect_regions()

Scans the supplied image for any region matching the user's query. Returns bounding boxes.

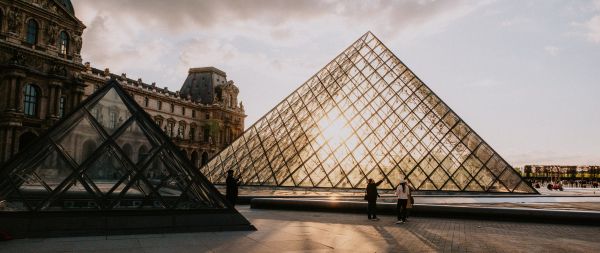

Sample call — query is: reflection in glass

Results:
[56,116,104,165]
[88,88,131,135]
[115,120,154,165]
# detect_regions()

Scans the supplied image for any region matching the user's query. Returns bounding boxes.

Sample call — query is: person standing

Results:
[395,179,410,224]
[225,170,241,207]
[366,178,384,221]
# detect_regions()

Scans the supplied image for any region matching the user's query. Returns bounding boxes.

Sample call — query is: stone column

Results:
[14,76,25,113]
[8,77,17,112]
[73,81,86,108]
[48,81,62,119]
[0,128,6,162]
[3,70,26,112]
[0,77,11,111]
[0,127,17,163]
[48,84,56,118]
[56,88,63,117]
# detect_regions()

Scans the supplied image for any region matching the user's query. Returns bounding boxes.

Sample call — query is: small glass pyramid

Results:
[0,80,252,212]
[200,32,537,194]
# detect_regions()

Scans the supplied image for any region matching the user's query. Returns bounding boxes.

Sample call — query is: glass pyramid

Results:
[0,80,254,212]
[200,32,537,194]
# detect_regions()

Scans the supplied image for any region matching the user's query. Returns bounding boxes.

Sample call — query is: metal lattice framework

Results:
[200,32,537,194]
[0,80,235,211]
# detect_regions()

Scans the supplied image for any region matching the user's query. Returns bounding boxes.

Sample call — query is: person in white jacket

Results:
[395,179,410,224]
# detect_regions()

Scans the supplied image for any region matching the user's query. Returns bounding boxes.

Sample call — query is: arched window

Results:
[166,121,175,137]
[26,19,38,45]
[19,132,38,152]
[59,31,69,54]
[177,122,186,138]
[201,152,209,166]
[23,84,39,117]
[189,126,196,141]
[191,151,199,168]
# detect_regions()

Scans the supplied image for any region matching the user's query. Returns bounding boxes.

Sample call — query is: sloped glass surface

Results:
[144,153,189,207]
[84,146,131,194]
[13,146,72,192]
[112,179,165,209]
[88,88,132,135]
[199,32,536,193]
[57,116,105,165]
[0,81,234,212]
[115,120,155,165]
[5,146,74,210]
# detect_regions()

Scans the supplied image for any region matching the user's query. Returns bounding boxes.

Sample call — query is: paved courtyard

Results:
[1,205,599,253]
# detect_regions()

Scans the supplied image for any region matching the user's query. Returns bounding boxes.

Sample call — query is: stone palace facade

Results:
[0,0,246,168]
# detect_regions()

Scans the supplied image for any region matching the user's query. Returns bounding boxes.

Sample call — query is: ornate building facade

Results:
[0,0,245,167]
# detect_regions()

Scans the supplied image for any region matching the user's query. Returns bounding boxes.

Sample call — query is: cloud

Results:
[544,45,560,56]
[585,15,600,43]
[499,17,531,27]
[74,0,486,34]
[465,78,501,88]
[72,0,490,125]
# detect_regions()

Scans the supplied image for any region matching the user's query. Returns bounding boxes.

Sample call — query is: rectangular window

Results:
[59,96,66,118]
[155,119,163,128]
[144,97,149,107]
[190,127,195,141]
[203,127,210,142]
[23,85,37,117]
[182,107,186,116]
[157,101,162,110]
[192,110,196,118]
[170,103,174,113]
[205,113,210,120]
[91,108,99,119]
[109,111,117,129]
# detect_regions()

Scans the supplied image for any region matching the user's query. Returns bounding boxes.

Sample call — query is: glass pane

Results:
[18,147,73,191]
[499,169,522,191]
[429,168,449,189]
[88,88,132,135]
[84,147,131,194]
[144,155,188,204]
[453,167,472,190]
[115,120,155,165]
[407,167,426,189]
[57,116,104,165]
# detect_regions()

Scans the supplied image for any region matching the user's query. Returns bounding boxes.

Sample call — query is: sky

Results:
[72,0,600,166]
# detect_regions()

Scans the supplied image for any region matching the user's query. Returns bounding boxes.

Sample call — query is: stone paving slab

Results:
[2,205,600,252]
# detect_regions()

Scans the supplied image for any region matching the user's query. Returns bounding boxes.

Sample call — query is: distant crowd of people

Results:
[532,179,600,191]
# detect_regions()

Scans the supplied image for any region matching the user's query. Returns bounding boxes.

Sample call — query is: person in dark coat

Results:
[366,178,384,220]
[225,170,241,207]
